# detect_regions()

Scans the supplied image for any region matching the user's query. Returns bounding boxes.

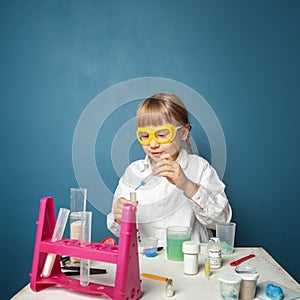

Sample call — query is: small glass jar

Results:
[208,237,222,269]
[165,279,175,297]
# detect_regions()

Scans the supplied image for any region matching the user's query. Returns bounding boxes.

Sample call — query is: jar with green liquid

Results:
[166,226,191,261]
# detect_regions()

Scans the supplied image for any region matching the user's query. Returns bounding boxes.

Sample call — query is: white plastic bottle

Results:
[208,237,222,269]
[182,241,200,275]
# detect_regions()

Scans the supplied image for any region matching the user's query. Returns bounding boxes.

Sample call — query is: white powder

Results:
[70,220,82,240]
[70,220,82,264]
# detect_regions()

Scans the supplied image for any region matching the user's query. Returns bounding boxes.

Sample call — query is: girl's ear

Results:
[181,124,190,141]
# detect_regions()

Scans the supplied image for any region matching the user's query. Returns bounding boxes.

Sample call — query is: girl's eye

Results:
[156,130,170,138]
[140,133,149,140]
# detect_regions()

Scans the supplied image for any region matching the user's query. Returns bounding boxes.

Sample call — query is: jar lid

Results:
[239,273,259,280]
[182,241,200,254]
[209,237,220,243]
[218,273,242,284]
[235,265,259,280]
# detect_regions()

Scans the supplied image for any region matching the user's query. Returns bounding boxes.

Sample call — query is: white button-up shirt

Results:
[107,148,232,246]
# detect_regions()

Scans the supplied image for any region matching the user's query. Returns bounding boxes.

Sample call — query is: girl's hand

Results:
[152,153,181,185]
[153,153,199,198]
[113,197,131,224]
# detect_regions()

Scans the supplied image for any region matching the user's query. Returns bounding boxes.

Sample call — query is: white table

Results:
[12,247,300,299]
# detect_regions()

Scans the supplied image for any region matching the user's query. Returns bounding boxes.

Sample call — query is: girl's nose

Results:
[149,138,160,148]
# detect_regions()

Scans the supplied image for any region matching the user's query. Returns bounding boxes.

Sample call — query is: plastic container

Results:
[166,226,191,261]
[182,241,200,275]
[218,273,242,300]
[143,237,158,258]
[216,222,236,255]
[235,265,259,300]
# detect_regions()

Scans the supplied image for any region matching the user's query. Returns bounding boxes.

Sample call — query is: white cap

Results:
[239,273,259,281]
[235,265,259,280]
[182,241,200,254]
[209,237,220,243]
[218,273,242,284]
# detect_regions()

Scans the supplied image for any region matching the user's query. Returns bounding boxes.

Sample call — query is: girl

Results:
[107,92,231,246]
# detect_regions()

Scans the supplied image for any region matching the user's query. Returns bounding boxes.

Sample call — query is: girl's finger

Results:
[153,164,169,176]
[154,159,173,171]
[160,153,172,160]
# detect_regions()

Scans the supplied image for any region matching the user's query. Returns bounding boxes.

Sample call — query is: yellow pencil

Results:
[141,273,169,282]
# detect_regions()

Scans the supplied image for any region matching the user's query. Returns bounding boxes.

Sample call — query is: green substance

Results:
[167,235,190,261]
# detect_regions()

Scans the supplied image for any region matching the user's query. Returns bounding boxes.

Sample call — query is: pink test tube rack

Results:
[29,197,141,300]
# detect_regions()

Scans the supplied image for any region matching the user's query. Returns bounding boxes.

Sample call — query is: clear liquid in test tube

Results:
[80,211,92,286]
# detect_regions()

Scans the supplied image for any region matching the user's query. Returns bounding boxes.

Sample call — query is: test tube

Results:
[70,188,87,264]
[130,192,142,250]
[80,211,92,286]
[130,191,137,204]
[41,208,70,277]
[204,257,211,279]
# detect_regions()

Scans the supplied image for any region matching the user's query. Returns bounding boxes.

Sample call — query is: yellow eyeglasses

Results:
[136,124,184,145]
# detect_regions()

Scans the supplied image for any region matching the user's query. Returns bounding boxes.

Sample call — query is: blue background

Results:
[1,1,299,299]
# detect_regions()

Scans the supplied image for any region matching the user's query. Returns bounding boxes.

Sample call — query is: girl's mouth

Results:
[149,152,164,161]
[151,151,163,156]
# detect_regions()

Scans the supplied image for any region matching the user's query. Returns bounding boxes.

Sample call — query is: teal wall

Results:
[1,1,299,298]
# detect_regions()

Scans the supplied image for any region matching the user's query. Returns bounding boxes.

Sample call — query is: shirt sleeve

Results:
[107,211,120,237]
[106,183,124,237]
[190,162,232,229]
[106,165,134,237]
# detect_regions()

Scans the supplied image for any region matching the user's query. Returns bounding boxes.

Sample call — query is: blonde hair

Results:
[136,92,193,153]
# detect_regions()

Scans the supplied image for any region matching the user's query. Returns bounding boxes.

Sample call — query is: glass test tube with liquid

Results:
[70,187,87,264]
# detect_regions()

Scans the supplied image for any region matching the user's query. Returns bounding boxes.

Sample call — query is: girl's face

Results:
[140,123,189,162]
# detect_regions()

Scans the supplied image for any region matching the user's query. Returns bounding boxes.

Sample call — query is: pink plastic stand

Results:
[29,197,141,300]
